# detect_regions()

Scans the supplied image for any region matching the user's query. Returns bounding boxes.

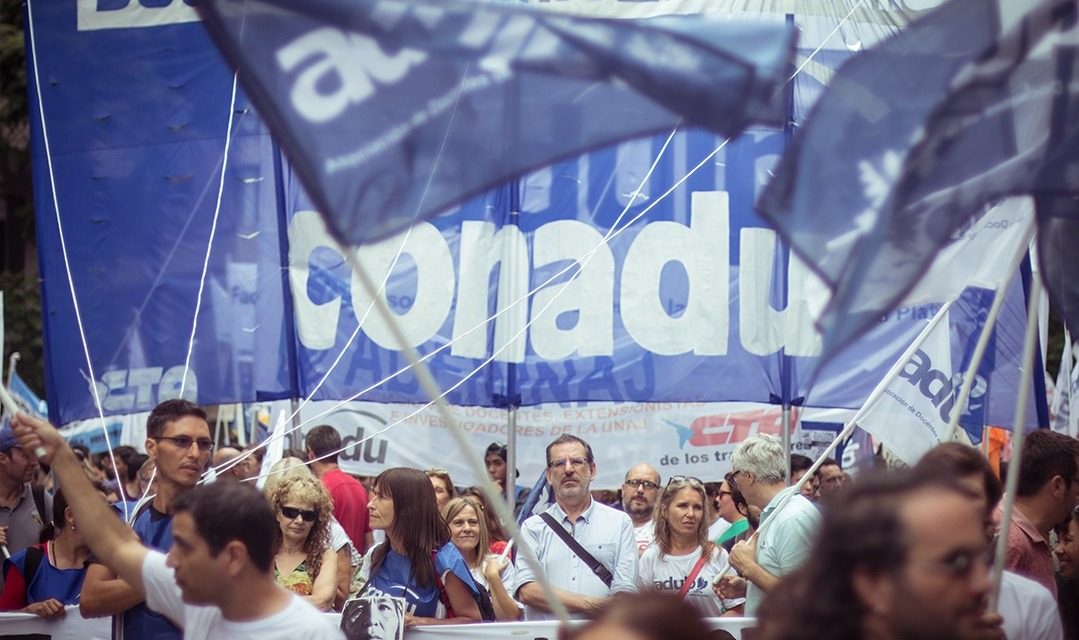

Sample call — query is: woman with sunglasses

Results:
[638,476,740,616]
[268,472,338,611]
[442,496,521,621]
[361,467,484,626]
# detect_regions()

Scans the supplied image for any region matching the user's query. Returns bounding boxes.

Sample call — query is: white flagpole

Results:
[988,274,1042,613]
[715,298,957,587]
[342,248,573,626]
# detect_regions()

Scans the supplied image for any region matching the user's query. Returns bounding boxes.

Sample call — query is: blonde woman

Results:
[637,476,739,616]
[442,497,521,621]
[267,472,338,611]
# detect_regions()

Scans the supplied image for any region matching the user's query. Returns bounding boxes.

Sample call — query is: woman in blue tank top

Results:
[0,486,102,617]
[360,467,484,626]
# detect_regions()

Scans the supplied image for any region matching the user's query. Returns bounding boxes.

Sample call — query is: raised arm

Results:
[79,563,146,617]
[12,413,149,593]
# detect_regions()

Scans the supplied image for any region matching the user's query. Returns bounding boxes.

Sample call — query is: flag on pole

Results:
[757,0,1079,359]
[256,410,288,490]
[1052,331,1079,438]
[197,0,796,246]
[857,283,1036,465]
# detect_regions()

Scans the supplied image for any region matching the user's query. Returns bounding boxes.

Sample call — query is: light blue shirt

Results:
[513,498,638,620]
[746,486,820,615]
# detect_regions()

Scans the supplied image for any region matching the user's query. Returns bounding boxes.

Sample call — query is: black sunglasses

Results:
[154,435,215,452]
[280,506,317,522]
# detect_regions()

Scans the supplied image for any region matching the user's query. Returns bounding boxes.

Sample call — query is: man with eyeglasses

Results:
[514,435,638,620]
[754,470,1005,640]
[621,463,661,556]
[995,428,1079,599]
[716,434,819,616]
[81,399,213,640]
[9,411,343,640]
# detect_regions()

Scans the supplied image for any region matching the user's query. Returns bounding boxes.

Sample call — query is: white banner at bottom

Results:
[0,609,754,639]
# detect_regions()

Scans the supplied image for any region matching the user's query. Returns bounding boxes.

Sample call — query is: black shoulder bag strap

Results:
[32,485,50,527]
[538,512,613,588]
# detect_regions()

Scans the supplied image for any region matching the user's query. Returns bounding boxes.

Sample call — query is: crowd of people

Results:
[0,399,1077,640]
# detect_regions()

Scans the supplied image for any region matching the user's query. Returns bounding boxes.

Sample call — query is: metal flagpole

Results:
[988,274,1042,612]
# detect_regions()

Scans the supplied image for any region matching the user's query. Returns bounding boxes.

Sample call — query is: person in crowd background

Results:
[442,496,521,621]
[637,476,737,617]
[267,472,337,611]
[0,422,49,586]
[814,457,844,502]
[458,486,509,552]
[362,467,483,626]
[754,470,1003,640]
[80,399,212,640]
[485,443,532,517]
[425,468,457,512]
[11,411,343,639]
[0,485,106,617]
[621,463,661,556]
[1056,507,1079,640]
[703,483,730,543]
[307,425,373,555]
[714,473,750,552]
[514,435,637,620]
[717,434,819,615]
[124,454,148,501]
[916,442,1062,640]
[265,458,360,611]
[789,454,818,501]
[997,429,1079,598]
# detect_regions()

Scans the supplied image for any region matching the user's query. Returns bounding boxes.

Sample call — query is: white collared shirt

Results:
[513,498,638,620]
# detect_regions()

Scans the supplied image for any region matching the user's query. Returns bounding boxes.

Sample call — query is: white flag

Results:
[256,410,288,490]
[856,308,957,465]
[1053,332,1079,438]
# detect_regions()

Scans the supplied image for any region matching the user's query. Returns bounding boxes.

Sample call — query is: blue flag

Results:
[755,0,1006,357]
[886,0,1079,338]
[197,0,796,246]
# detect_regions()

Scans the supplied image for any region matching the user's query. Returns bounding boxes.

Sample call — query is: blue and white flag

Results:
[756,0,1074,359]
[196,0,796,245]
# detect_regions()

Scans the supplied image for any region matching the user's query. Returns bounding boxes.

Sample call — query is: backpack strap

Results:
[22,544,45,594]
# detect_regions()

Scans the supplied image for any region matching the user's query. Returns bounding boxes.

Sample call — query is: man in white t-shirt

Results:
[620,463,660,555]
[11,412,342,640]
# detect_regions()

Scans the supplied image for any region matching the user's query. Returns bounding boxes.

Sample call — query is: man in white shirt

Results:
[720,434,819,615]
[515,435,638,620]
[620,463,660,555]
[11,412,342,639]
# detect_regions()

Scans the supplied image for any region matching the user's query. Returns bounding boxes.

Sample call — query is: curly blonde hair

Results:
[268,472,333,580]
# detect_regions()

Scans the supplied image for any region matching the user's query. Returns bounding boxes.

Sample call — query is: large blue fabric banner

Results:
[25,0,1041,435]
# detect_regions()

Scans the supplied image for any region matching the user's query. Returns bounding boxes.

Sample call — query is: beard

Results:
[624,500,654,520]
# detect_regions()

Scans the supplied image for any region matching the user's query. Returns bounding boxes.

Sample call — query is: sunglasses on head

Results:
[280,506,317,522]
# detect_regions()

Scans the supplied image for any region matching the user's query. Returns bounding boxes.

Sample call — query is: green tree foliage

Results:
[0,0,43,396]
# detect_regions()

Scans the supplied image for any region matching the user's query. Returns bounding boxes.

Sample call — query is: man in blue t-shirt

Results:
[79,400,213,639]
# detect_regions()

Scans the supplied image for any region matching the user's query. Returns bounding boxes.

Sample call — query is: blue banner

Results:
[24,0,1042,436]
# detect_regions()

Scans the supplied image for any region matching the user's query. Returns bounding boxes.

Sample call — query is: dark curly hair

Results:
[754,470,969,640]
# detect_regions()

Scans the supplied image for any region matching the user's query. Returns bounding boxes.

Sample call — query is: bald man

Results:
[621,463,661,555]
[211,446,246,482]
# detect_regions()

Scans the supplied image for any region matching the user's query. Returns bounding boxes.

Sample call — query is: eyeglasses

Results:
[919,548,993,579]
[154,436,215,452]
[623,479,660,491]
[280,506,318,522]
[665,475,704,490]
[548,457,589,470]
